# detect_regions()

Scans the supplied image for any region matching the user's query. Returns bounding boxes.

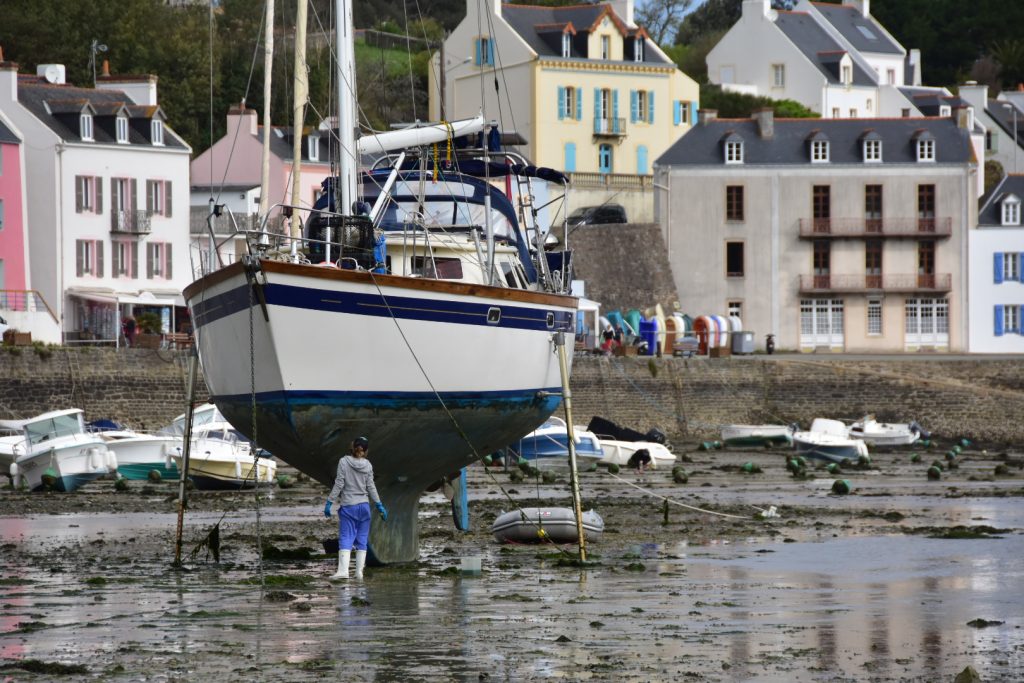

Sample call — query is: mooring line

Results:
[605,471,768,520]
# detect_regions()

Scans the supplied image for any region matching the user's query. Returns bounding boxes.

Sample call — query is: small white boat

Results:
[0,409,116,492]
[721,424,794,448]
[509,416,604,464]
[96,430,181,480]
[792,418,868,464]
[165,405,276,489]
[597,440,676,469]
[849,416,924,447]
[491,507,604,544]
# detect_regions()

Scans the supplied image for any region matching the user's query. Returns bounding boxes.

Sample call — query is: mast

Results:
[290,0,308,241]
[337,0,358,214]
[258,0,274,222]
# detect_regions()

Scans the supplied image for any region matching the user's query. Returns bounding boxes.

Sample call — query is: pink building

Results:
[0,110,28,293]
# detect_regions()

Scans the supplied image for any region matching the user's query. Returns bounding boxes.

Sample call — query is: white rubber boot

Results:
[354,550,367,580]
[330,549,351,581]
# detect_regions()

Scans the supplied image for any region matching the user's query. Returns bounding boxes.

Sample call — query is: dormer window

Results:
[811,140,830,163]
[151,119,164,146]
[916,136,936,162]
[116,115,129,143]
[939,105,951,117]
[1003,196,1021,226]
[80,113,94,141]
[307,135,319,162]
[634,39,644,62]
[562,33,571,58]
[863,138,882,162]
[842,64,852,85]
[724,138,744,164]
[601,35,610,60]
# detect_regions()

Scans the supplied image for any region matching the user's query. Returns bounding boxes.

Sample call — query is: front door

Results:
[599,144,613,174]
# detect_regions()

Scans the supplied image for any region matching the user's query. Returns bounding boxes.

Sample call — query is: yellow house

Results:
[430,0,699,175]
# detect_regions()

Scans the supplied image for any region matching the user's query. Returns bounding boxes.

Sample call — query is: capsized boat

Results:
[792,418,868,464]
[721,424,794,448]
[508,416,604,464]
[849,415,926,447]
[0,409,116,492]
[491,507,604,544]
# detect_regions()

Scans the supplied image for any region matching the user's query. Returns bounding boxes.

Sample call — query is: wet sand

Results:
[1,443,1022,682]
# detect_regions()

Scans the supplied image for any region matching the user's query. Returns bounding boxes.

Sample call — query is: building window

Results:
[1000,252,1021,281]
[917,138,935,162]
[475,37,494,66]
[772,64,785,87]
[849,108,858,118]
[863,138,882,162]
[813,240,831,287]
[75,239,103,277]
[558,86,581,120]
[865,239,882,288]
[831,107,840,118]
[151,119,164,145]
[634,38,644,62]
[1002,199,1021,226]
[726,185,744,221]
[865,185,882,231]
[918,184,936,231]
[116,116,129,143]
[636,145,648,175]
[113,241,131,277]
[725,140,743,164]
[146,180,172,217]
[867,298,882,335]
[147,242,173,279]
[901,108,911,118]
[997,304,1021,335]
[601,35,610,60]
[867,98,873,112]
[631,90,653,123]
[307,135,319,161]
[564,142,576,172]
[726,242,744,277]
[80,113,94,141]
[75,175,102,213]
[813,185,831,232]
[842,65,852,85]
[918,240,936,288]
[728,301,742,319]
[674,100,690,125]
[562,33,572,58]
[811,140,829,163]
[887,68,896,85]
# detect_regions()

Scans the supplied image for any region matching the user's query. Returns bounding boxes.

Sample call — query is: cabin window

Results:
[411,256,463,280]
[501,262,520,288]
[487,307,502,324]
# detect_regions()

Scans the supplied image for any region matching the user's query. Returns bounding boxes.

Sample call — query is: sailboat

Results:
[185,1,578,563]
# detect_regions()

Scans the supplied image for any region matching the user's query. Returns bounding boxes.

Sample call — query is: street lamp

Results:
[1003,102,1018,174]
[90,39,107,88]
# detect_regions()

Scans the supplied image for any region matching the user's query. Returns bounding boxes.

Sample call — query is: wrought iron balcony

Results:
[799,273,952,294]
[798,217,952,239]
[110,210,152,235]
[593,117,626,136]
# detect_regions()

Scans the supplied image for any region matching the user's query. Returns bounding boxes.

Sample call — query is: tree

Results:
[699,83,819,119]
[635,0,694,46]
[984,160,1004,195]
[675,0,741,46]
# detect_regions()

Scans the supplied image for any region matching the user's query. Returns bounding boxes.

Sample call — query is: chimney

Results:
[102,59,110,77]
[609,0,635,27]
[699,109,718,125]
[956,105,973,131]
[742,0,773,21]
[227,101,259,137]
[753,107,774,138]
[0,49,17,103]
[958,81,988,112]
[843,0,870,17]
[96,64,158,105]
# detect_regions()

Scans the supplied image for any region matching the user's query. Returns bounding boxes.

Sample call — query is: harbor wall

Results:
[1,349,1022,444]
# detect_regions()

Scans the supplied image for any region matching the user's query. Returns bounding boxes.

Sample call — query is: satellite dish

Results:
[44,65,61,84]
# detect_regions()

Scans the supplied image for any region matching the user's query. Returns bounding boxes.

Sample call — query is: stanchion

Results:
[554,332,586,562]
[173,349,199,567]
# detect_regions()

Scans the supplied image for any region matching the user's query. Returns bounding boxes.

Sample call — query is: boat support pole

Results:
[173,349,200,567]
[554,332,586,562]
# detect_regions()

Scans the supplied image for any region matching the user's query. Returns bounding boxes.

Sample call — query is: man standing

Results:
[323,437,387,580]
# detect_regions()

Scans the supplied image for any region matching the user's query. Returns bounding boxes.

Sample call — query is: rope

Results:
[605,472,769,521]
[248,278,265,589]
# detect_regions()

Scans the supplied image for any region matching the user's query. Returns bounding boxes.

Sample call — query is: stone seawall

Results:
[1,349,1022,443]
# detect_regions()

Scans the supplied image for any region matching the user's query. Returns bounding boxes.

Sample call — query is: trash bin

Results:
[731,330,755,355]
[639,320,657,356]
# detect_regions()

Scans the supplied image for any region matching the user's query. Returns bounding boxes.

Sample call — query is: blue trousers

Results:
[338,502,371,551]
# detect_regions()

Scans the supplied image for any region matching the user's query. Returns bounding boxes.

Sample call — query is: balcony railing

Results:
[799,273,952,294]
[593,117,626,136]
[110,210,152,235]
[0,289,58,323]
[567,172,652,189]
[189,209,286,235]
[798,216,952,238]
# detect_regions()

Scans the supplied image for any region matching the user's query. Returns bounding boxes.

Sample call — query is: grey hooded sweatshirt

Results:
[327,455,381,507]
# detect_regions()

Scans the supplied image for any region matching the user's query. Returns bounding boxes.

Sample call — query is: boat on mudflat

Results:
[721,424,794,448]
[0,409,116,492]
[509,416,604,464]
[792,418,869,464]
[849,415,926,447]
[492,507,604,544]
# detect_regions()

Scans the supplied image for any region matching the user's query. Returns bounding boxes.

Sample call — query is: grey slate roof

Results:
[501,3,669,64]
[897,87,964,116]
[812,2,902,55]
[655,117,972,167]
[256,127,332,163]
[0,118,20,144]
[979,174,1024,226]
[16,76,188,149]
[774,11,874,86]
[985,99,1024,149]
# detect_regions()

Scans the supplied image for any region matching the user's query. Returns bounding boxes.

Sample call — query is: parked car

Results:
[567,203,628,227]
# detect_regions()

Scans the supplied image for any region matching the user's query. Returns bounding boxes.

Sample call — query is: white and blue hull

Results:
[12,436,113,492]
[186,259,577,562]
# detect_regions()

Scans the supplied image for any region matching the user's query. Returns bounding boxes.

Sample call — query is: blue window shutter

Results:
[630,90,638,123]
[673,101,681,126]
[475,39,482,66]
[612,89,619,121]
[565,142,576,172]
[575,88,582,120]
[995,305,1005,336]
[994,252,1004,284]
[594,88,601,119]
[637,145,648,175]
[648,91,655,124]
[487,39,494,65]
[558,87,565,121]
[690,101,697,125]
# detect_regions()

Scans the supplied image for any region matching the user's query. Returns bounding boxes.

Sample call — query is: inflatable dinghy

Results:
[491,507,604,544]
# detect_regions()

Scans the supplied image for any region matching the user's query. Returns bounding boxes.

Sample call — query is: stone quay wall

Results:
[1,348,1022,444]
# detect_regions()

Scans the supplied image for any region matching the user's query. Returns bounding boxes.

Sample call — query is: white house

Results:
[959,82,1024,178]
[707,0,922,119]
[971,174,1024,352]
[0,59,193,343]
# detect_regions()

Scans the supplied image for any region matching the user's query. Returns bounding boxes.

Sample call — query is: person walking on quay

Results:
[323,436,387,581]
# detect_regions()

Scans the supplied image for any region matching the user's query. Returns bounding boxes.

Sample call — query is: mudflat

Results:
[1,443,1022,682]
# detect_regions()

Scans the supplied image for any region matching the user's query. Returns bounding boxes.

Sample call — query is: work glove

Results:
[375,502,388,522]
[323,500,333,518]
